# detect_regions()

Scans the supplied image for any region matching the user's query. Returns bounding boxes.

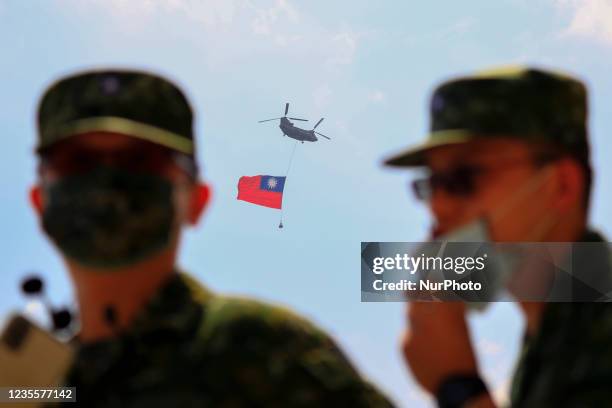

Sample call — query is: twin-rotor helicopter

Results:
[258,103,331,143]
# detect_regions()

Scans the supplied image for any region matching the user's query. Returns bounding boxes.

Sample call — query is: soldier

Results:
[384,66,611,407]
[31,70,393,407]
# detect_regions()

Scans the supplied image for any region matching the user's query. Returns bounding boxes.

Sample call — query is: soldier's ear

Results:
[187,182,211,225]
[29,185,44,216]
[551,158,583,213]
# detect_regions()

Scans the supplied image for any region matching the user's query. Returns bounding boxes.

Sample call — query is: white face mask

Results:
[423,219,517,310]
[414,165,559,311]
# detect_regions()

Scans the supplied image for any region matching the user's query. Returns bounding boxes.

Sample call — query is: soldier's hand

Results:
[401,302,479,393]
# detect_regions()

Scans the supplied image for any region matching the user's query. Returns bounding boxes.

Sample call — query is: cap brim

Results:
[383,130,478,167]
[36,116,194,154]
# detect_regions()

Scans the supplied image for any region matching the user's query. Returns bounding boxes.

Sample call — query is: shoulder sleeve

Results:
[195,295,395,407]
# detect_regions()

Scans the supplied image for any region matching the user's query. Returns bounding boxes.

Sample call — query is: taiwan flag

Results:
[237,175,286,209]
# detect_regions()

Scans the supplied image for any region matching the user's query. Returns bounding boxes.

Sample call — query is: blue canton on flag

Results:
[259,175,286,192]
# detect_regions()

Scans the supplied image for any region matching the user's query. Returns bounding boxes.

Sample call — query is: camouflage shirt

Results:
[56,272,393,407]
[510,230,612,407]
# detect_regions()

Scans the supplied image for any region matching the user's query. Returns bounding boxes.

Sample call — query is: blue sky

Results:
[1,0,611,405]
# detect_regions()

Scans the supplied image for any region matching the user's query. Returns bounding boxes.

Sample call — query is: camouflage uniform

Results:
[55,272,393,407]
[510,230,612,407]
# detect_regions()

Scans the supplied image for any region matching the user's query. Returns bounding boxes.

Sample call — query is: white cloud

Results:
[248,3,363,69]
[555,0,612,45]
[58,0,363,73]
[325,31,359,68]
[404,17,476,46]
[248,0,304,47]
[171,0,239,28]
[61,0,241,31]
[272,33,303,46]
[438,17,476,40]
[312,84,333,109]
[368,90,386,103]
[250,0,299,35]
[96,0,158,17]
[335,119,348,133]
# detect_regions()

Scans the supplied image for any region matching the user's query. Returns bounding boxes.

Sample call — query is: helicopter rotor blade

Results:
[258,118,282,123]
[313,118,324,130]
[315,131,331,140]
[288,117,308,121]
[285,103,289,116]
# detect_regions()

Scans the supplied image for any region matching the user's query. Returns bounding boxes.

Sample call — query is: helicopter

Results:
[258,103,331,143]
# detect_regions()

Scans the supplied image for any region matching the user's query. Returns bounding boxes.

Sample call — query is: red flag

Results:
[237,175,286,209]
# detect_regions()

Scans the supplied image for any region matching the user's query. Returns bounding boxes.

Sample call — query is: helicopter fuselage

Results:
[279,117,317,142]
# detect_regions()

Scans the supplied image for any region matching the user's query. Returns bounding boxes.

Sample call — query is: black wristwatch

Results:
[435,374,488,408]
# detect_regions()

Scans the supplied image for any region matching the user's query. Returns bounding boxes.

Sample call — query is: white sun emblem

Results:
[267,178,278,189]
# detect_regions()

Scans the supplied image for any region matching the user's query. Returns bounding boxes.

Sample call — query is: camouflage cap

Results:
[36,69,196,156]
[384,66,590,167]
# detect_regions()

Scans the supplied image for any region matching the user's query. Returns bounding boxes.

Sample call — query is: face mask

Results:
[42,166,176,269]
[414,166,558,310]
[424,219,519,310]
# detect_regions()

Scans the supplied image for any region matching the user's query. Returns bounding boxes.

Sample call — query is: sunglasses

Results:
[410,155,558,201]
